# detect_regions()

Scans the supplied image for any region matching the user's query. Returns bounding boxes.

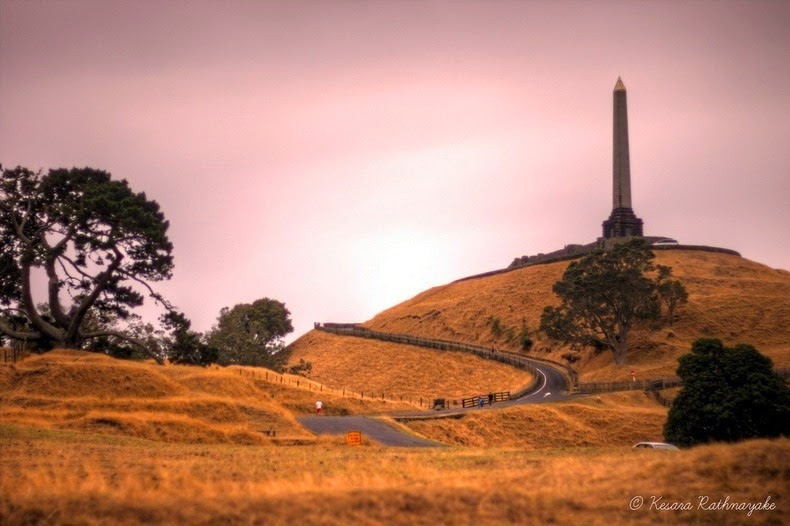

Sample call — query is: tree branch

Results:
[80,329,164,365]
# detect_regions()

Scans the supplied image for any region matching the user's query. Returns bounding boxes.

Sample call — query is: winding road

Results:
[298,359,570,447]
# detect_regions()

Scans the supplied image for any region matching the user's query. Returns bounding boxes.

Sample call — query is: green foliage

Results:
[656,265,689,326]
[207,298,293,368]
[289,358,313,377]
[539,239,661,365]
[518,320,533,351]
[488,316,503,338]
[561,352,580,364]
[664,338,790,447]
[163,311,218,366]
[0,165,174,362]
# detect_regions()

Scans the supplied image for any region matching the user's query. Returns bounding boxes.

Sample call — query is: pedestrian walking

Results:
[478,394,484,409]
[315,400,323,415]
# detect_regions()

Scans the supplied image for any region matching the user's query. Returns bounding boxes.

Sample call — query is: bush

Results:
[289,359,313,377]
[664,338,790,447]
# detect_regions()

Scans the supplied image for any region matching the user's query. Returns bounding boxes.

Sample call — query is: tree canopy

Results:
[0,165,174,362]
[540,239,662,365]
[664,338,790,447]
[207,297,293,368]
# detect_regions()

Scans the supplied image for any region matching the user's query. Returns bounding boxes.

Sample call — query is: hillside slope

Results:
[356,250,789,381]
[286,329,534,399]
[0,350,415,444]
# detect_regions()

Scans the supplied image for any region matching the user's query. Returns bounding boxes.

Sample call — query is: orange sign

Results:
[346,431,362,446]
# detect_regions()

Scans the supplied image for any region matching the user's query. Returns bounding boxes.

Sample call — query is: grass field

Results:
[1,350,787,524]
[1,423,786,525]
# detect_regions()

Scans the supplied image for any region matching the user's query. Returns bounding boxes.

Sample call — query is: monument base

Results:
[602,207,644,238]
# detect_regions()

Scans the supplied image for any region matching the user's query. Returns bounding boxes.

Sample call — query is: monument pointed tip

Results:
[614,77,626,91]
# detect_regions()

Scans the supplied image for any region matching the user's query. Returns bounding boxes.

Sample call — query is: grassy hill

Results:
[322,249,789,382]
[0,349,421,445]
[286,329,535,400]
[400,391,669,448]
[1,332,787,523]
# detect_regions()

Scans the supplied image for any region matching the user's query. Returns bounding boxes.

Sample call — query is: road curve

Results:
[298,361,571,446]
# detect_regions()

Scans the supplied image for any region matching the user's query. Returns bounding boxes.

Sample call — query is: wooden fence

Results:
[461,391,510,408]
[230,364,441,409]
[317,323,540,374]
[575,377,682,394]
[1,347,28,364]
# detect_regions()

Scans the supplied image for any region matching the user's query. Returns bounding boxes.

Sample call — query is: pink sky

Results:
[2,0,789,342]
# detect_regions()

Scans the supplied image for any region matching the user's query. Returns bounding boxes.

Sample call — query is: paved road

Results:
[299,360,571,447]
[298,416,448,447]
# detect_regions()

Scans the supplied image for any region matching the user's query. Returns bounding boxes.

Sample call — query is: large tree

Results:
[540,239,662,365]
[0,165,174,363]
[207,298,293,368]
[664,338,790,447]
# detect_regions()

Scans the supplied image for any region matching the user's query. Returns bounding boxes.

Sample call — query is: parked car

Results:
[633,442,679,450]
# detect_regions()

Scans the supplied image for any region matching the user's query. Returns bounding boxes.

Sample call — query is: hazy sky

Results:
[2,0,789,342]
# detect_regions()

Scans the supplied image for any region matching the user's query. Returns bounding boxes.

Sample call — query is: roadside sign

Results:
[346,431,362,446]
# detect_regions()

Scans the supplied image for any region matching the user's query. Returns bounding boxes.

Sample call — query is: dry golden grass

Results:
[402,391,668,448]
[0,350,420,444]
[287,329,534,399]
[0,422,785,525]
[349,250,790,382]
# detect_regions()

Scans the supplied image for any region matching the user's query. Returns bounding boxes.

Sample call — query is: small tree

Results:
[163,311,218,366]
[518,319,533,351]
[664,338,790,447]
[540,239,661,365]
[656,265,689,325]
[207,298,293,368]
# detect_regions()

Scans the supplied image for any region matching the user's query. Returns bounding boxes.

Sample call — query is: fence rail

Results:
[461,391,510,408]
[575,377,682,394]
[1,347,28,364]
[230,364,440,409]
[317,322,541,374]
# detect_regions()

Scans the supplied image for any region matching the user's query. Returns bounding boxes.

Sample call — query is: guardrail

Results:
[316,322,540,375]
[316,323,577,392]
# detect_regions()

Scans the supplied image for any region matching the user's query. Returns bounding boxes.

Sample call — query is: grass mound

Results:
[0,350,310,443]
[286,329,534,400]
[403,391,668,448]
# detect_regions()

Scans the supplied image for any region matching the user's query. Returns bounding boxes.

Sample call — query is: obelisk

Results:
[602,77,643,238]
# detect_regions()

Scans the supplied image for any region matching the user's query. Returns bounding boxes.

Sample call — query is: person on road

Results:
[315,400,323,416]
[478,394,484,409]
[488,392,494,406]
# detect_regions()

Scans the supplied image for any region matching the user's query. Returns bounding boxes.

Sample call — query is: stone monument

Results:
[602,77,644,238]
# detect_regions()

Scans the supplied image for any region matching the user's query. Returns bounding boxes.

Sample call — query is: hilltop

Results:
[290,249,790,383]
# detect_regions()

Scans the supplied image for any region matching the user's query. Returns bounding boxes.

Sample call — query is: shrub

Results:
[664,338,790,447]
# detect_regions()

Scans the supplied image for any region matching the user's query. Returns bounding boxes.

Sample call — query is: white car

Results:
[633,442,679,450]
